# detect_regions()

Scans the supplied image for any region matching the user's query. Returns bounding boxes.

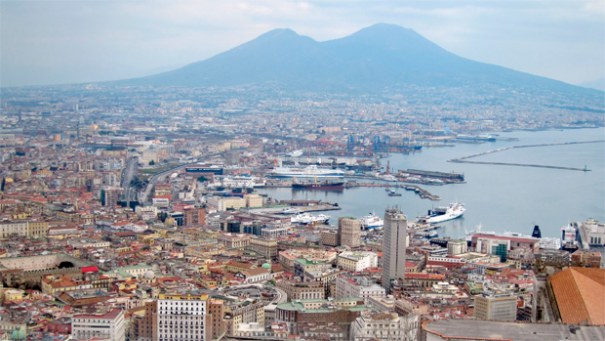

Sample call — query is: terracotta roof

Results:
[244,267,270,276]
[549,267,605,325]
[73,308,122,320]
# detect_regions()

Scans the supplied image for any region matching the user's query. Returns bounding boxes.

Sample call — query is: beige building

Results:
[474,293,517,321]
[208,197,246,211]
[448,240,468,256]
[320,230,339,247]
[277,280,325,301]
[225,299,265,337]
[338,217,361,248]
[219,233,250,250]
[246,237,278,258]
[244,194,263,208]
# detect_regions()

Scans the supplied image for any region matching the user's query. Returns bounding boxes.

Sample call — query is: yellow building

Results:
[244,194,263,208]
[0,220,49,239]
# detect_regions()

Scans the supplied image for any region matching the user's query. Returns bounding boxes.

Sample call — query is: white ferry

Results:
[291,213,331,225]
[425,203,466,224]
[359,212,384,230]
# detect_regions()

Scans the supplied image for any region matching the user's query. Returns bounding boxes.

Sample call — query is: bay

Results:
[258,128,605,238]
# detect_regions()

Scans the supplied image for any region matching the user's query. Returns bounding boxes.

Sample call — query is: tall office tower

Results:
[339,217,361,248]
[382,208,407,291]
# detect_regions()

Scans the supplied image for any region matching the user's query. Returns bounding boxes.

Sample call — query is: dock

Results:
[345,182,440,201]
[277,200,341,213]
[401,169,465,181]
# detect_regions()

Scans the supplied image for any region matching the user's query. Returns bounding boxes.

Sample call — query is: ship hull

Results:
[292,182,344,190]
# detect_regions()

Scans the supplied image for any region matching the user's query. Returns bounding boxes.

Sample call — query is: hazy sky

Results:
[1,0,604,87]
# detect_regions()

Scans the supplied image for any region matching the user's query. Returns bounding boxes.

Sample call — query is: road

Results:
[139,159,217,204]
[120,156,139,203]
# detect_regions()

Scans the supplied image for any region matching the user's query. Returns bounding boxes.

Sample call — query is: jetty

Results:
[345,182,440,201]
[448,140,605,171]
[277,200,341,213]
[449,159,590,171]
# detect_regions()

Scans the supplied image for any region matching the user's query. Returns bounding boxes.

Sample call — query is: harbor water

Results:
[257,128,605,238]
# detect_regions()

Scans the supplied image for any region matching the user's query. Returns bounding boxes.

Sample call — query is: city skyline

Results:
[1,0,604,87]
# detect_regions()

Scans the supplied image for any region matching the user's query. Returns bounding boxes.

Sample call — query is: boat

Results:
[560,223,579,251]
[291,213,330,225]
[424,203,466,224]
[359,212,384,230]
[292,177,344,190]
[280,207,302,215]
[269,165,345,178]
[386,189,402,197]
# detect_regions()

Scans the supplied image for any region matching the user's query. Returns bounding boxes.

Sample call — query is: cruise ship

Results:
[359,212,384,230]
[424,203,466,224]
[269,165,345,178]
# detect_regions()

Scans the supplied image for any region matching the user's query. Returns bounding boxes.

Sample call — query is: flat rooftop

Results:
[424,320,605,341]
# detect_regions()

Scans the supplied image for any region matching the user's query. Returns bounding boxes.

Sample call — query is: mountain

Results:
[580,78,605,92]
[121,24,602,98]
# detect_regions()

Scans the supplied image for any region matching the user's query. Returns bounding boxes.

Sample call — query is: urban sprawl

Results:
[0,86,603,340]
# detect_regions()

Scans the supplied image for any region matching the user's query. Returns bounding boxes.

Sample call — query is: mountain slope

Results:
[122,23,601,98]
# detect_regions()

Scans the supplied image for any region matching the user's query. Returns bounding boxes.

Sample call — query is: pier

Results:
[401,169,465,181]
[277,200,342,213]
[448,140,605,171]
[345,182,440,201]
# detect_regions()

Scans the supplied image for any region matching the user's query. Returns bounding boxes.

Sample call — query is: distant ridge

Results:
[119,23,602,100]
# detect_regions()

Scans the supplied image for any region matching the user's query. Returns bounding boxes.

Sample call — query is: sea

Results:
[257,128,605,239]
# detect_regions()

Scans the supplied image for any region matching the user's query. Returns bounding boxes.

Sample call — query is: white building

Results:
[350,311,419,341]
[335,274,385,302]
[71,309,125,341]
[136,205,158,221]
[582,218,605,246]
[155,295,207,341]
[337,251,378,272]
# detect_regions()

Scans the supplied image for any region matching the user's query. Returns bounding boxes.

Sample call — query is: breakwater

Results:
[448,140,605,171]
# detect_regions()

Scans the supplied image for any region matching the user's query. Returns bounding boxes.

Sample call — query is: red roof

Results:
[81,266,99,273]
[550,267,605,325]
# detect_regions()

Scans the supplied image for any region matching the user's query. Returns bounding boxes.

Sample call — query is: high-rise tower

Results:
[382,208,407,291]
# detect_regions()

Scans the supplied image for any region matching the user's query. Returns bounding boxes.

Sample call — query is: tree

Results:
[148,160,155,166]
